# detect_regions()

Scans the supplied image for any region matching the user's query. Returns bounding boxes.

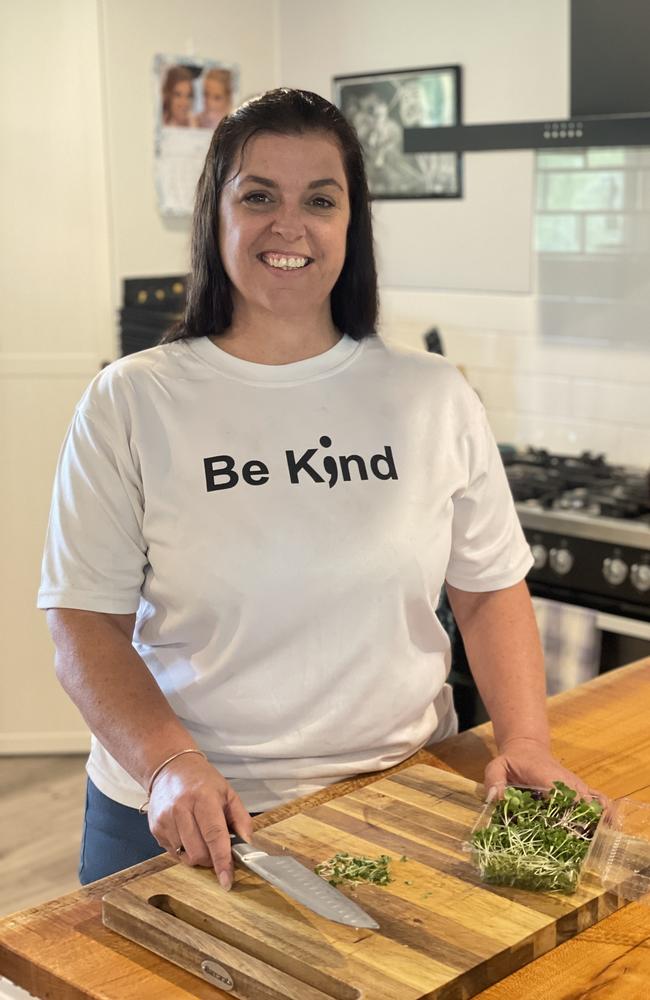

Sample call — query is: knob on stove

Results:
[602,557,629,586]
[549,546,574,575]
[531,544,547,570]
[631,563,650,592]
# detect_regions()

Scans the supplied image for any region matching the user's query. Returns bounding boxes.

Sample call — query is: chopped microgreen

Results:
[399,855,408,862]
[471,781,603,893]
[314,852,393,887]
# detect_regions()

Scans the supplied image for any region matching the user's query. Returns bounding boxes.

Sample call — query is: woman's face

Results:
[169,80,193,124]
[218,131,350,321]
[204,78,230,117]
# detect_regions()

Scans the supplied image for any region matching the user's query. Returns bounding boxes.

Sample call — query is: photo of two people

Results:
[160,63,233,130]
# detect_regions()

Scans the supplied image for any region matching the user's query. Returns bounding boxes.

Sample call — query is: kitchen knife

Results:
[230,833,379,929]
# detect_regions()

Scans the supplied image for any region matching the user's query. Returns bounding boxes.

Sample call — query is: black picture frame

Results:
[333,65,463,200]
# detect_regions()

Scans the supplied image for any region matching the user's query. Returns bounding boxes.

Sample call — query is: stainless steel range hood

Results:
[404,0,650,155]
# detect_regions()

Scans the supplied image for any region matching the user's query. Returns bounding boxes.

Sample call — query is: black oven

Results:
[120,275,187,356]
[444,449,650,731]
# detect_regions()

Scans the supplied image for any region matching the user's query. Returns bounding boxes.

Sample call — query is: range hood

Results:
[403,113,650,154]
[404,0,650,154]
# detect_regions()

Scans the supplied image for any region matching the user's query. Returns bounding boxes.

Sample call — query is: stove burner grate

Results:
[503,449,650,521]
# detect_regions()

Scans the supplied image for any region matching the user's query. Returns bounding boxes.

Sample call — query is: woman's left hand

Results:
[483,736,606,805]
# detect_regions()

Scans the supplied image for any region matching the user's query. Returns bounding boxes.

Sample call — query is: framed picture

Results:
[333,65,462,199]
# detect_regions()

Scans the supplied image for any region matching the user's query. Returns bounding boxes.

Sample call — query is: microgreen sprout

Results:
[471,782,603,893]
[314,852,393,887]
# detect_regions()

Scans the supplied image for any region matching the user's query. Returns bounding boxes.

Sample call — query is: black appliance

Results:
[120,276,187,356]
[450,448,650,730]
[404,0,650,153]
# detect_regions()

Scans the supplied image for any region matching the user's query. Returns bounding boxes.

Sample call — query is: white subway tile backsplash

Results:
[485,410,622,457]
[379,288,650,385]
[379,284,650,469]
[466,370,515,410]
[380,287,535,334]
[572,381,650,426]
[381,323,522,371]
[613,425,650,466]
[470,369,573,419]
[444,330,520,370]
[483,409,521,443]
[532,344,650,384]
[551,419,621,458]
[485,410,561,448]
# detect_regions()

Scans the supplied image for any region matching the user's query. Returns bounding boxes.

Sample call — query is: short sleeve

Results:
[445,400,533,592]
[37,404,147,614]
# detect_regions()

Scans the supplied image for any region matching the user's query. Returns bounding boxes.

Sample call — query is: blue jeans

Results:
[79,777,261,885]
[79,778,164,884]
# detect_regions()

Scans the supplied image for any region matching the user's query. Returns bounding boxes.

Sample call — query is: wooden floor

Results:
[0,755,87,917]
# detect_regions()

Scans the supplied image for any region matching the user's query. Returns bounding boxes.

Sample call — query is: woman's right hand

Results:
[146,753,254,889]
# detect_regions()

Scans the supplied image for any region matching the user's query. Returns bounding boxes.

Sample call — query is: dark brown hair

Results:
[161,87,378,343]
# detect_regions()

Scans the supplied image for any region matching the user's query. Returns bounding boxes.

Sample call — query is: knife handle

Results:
[230,831,267,862]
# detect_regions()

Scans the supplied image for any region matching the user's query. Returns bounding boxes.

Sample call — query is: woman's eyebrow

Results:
[240,174,344,192]
[240,174,277,187]
[307,178,344,191]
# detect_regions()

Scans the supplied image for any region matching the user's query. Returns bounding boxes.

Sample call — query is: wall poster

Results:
[154,54,239,217]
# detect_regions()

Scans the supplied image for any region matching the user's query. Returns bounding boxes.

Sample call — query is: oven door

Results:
[528,581,650,688]
[440,584,650,731]
[595,610,650,672]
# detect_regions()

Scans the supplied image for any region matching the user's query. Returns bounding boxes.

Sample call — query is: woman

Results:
[161,65,195,127]
[194,68,233,129]
[39,88,597,892]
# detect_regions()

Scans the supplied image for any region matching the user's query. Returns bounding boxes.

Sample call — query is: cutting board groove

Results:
[102,765,623,999]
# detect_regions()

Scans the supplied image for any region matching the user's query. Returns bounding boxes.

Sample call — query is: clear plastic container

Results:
[583,796,650,904]
[464,784,606,894]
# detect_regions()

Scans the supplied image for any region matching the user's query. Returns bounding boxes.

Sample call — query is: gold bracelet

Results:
[138,748,207,814]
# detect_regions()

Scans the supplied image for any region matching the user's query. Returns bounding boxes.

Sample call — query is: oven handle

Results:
[595,611,650,642]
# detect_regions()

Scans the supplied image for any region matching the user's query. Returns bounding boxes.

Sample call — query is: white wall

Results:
[0,0,114,752]
[379,290,650,463]
[278,0,650,465]
[100,0,280,289]
[0,0,278,752]
[279,0,569,294]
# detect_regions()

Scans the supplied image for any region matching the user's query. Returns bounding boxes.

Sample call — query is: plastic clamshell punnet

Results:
[584,796,650,904]
[463,784,606,895]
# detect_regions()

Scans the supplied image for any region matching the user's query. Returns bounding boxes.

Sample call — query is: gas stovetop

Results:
[502,448,650,550]
[502,449,650,606]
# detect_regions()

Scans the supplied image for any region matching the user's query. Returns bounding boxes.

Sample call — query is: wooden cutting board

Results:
[102,765,622,1000]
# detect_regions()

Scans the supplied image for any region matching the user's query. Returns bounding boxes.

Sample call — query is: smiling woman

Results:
[39,88,598,896]
[215,131,351,359]
[160,88,377,357]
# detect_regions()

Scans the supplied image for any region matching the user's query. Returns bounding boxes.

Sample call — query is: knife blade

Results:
[230,833,379,929]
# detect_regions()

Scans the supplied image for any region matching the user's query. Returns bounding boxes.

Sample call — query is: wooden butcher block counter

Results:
[1,657,649,1000]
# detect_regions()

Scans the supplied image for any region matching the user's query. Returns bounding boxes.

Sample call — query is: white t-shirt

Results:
[38,334,533,811]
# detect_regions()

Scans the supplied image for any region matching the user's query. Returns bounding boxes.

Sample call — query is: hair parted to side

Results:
[161,87,378,343]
